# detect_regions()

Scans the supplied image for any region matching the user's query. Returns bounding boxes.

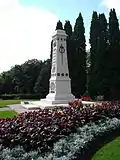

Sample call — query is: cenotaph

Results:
[22,29,75,109]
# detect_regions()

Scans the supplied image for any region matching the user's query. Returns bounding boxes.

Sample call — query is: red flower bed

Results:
[0,100,120,152]
[0,107,102,152]
[96,101,120,118]
[81,96,92,101]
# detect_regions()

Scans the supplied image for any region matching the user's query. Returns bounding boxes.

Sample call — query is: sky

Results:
[0,0,120,73]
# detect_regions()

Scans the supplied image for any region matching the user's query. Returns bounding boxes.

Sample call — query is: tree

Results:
[90,13,108,96]
[64,20,73,80]
[72,13,86,97]
[56,20,63,30]
[0,75,5,94]
[34,59,51,97]
[105,8,120,100]
[0,71,13,94]
[89,11,99,73]
[88,11,100,96]
[11,65,25,93]
[21,59,43,93]
[64,20,72,38]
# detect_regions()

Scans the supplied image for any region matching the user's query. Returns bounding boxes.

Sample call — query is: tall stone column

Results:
[44,29,75,104]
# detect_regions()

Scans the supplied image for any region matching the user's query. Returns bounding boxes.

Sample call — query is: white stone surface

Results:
[22,29,75,109]
[82,101,95,104]
[46,29,75,103]
[21,100,96,110]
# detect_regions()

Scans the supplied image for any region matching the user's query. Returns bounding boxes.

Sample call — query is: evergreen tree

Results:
[56,20,63,30]
[72,13,86,97]
[64,20,73,80]
[89,11,99,73]
[91,13,108,96]
[64,20,72,38]
[88,11,100,96]
[105,8,120,100]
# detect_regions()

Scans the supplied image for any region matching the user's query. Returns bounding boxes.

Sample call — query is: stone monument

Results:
[22,29,75,109]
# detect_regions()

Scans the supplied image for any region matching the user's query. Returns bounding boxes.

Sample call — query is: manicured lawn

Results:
[0,99,38,108]
[0,110,18,118]
[92,137,120,160]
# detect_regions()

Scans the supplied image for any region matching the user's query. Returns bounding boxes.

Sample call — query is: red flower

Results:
[73,100,78,105]
[81,96,92,101]
[58,121,64,127]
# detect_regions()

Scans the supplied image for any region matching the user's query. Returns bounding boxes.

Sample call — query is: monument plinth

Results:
[22,29,75,109]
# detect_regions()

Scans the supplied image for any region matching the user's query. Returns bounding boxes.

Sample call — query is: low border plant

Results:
[0,118,120,160]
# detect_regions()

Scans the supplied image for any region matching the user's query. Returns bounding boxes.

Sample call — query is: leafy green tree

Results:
[34,59,51,97]
[21,59,43,93]
[11,65,25,93]
[0,71,13,94]
[0,76,5,94]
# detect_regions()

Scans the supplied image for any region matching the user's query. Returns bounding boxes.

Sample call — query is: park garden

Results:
[0,8,120,160]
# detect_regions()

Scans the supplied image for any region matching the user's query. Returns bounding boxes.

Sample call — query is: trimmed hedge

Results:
[0,94,44,100]
[0,118,120,160]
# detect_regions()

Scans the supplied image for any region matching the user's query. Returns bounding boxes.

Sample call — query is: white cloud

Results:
[101,0,120,15]
[0,0,58,73]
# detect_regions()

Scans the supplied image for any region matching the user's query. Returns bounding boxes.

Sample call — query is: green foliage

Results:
[89,11,99,74]
[89,13,108,96]
[104,8,120,100]
[64,20,72,38]
[34,59,51,97]
[72,13,86,97]
[64,20,74,87]
[0,58,50,98]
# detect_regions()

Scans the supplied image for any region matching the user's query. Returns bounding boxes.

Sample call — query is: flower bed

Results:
[0,105,103,152]
[0,118,120,160]
[0,100,120,159]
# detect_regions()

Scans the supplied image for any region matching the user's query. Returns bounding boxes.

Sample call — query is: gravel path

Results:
[8,104,40,114]
[0,107,11,111]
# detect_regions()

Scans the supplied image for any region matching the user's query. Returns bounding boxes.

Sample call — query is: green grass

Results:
[92,137,120,160]
[0,110,18,118]
[0,99,38,108]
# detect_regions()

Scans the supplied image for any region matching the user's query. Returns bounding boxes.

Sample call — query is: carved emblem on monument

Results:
[50,82,55,93]
[59,44,65,65]
[59,44,65,53]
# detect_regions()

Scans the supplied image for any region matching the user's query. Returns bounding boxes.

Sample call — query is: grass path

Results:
[92,137,120,160]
